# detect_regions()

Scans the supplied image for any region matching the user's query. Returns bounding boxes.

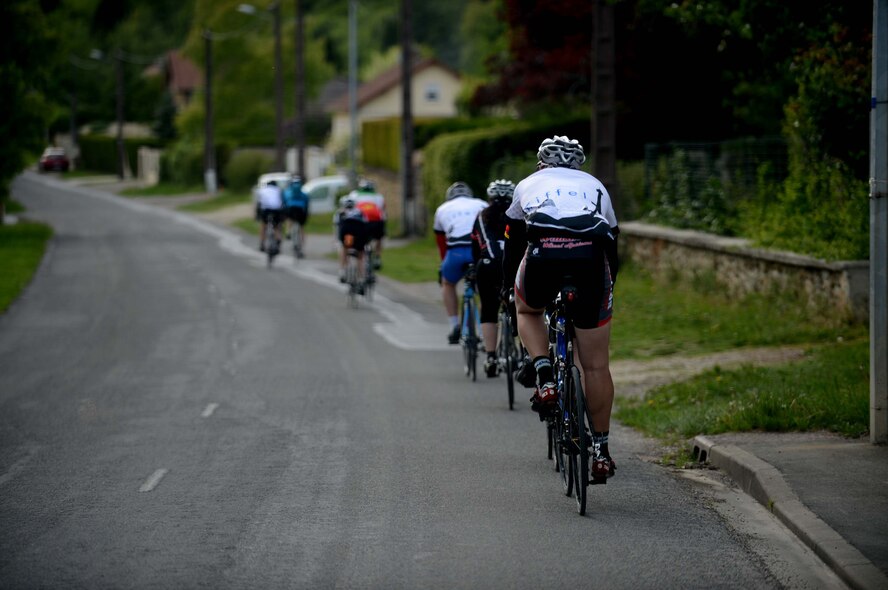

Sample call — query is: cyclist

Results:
[349,179,386,268]
[433,181,488,344]
[503,135,620,480]
[282,174,310,258]
[471,179,515,377]
[333,196,369,292]
[256,179,284,252]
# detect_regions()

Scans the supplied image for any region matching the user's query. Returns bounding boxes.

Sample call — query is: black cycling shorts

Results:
[258,208,285,226]
[286,206,308,225]
[475,258,503,324]
[514,249,613,329]
[366,220,386,241]
[339,219,369,251]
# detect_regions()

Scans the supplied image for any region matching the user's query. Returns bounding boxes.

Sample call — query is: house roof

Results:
[166,50,202,94]
[326,57,460,113]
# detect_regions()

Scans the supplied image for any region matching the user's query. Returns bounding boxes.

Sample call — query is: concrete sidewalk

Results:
[692,432,888,590]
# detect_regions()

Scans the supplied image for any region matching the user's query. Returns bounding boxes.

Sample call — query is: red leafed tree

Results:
[474,0,593,108]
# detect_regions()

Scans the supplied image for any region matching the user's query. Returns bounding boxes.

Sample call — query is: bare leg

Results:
[516,296,548,360]
[442,279,458,318]
[481,322,497,353]
[574,323,614,432]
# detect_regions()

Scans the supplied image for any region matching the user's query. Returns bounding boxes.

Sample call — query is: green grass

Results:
[377,234,441,283]
[615,339,870,438]
[178,191,251,213]
[609,265,864,360]
[0,221,52,313]
[120,182,204,197]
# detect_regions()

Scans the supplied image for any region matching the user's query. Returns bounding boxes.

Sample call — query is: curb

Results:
[692,435,888,590]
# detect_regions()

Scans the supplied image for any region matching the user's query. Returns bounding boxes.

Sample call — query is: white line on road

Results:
[139,468,169,493]
[201,403,219,418]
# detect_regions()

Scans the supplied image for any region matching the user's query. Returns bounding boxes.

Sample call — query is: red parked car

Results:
[38,147,70,172]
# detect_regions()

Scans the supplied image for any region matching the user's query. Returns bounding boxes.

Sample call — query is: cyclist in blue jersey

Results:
[282,175,310,258]
[471,179,515,377]
[434,182,488,344]
[503,135,620,480]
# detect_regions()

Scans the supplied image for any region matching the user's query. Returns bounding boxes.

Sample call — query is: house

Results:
[144,50,202,110]
[326,56,461,144]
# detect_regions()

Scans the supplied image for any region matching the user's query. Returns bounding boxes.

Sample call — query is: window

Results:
[424,83,440,102]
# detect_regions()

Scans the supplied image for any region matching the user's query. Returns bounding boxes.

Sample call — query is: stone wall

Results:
[621,221,870,323]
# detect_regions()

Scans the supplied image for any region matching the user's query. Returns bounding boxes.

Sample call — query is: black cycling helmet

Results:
[537,135,585,169]
[445,181,473,201]
[486,179,515,204]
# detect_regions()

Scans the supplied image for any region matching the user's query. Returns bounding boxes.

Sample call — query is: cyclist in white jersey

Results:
[503,135,620,480]
[433,182,488,344]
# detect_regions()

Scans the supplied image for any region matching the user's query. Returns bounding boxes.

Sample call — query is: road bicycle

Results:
[290,221,303,261]
[362,241,378,302]
[459,264,480,381]
[263,212,281,268]
[545,279,595,515]
[343,234,364,308]
[496,292,523,410]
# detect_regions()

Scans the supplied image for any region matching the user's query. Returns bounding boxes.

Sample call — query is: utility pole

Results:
[870,0,887,444]
[591,0,616,211]
[203,30,217,194]
[348,0,358,188]
[400,0,415,236]
[273,1,285,171]
[294,0,306,179]
[115,48,126,180]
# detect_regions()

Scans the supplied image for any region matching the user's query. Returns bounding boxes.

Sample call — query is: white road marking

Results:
[139,468,169,493]
[201,403,219,418]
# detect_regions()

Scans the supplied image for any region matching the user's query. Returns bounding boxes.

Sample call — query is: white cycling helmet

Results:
[486,179,515,203]
[537,135,586,169]
[445,181,473,201]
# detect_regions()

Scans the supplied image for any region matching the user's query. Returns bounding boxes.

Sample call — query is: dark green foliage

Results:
[0,1,56,199]
[224,150,274,192]
[78,135,165,175]
[362,118,401,171]
[422,115,591,223]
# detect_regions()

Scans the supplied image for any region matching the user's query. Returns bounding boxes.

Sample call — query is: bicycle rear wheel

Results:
[265,224,278,268]
[499,311,515,410]
[555,392,573,496]
[462,301,477,381]
[292,223,302,260]
[346,254,359,307]
[568,365,589,515]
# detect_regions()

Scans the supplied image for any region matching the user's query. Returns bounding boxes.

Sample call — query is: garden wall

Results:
[621,221,869,323]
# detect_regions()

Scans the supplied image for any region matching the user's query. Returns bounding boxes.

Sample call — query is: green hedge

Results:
[422,116,591,223]
[362,118,401,171]
[159,141,233,188]
[224,150,275,192]
[78,135,166,175]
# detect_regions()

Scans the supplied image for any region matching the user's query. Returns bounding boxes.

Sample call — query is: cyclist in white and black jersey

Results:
[434,181,488,344]
[503,135,620,480]
[471,179,515,377]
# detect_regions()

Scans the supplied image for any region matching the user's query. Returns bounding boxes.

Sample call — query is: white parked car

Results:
[302,174,348,213]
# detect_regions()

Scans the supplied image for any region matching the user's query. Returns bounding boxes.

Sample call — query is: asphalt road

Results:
[0,172,847,589]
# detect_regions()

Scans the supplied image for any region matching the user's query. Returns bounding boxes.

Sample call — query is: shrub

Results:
[224,150,274,192]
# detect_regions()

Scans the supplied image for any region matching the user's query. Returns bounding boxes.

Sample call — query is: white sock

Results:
[448,316,459,329]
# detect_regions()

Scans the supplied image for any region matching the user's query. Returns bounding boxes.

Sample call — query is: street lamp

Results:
[239,2,285,172]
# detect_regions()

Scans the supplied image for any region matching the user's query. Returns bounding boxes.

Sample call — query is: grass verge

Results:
[120,182,204,197]
[0,220,52,313]
[178,191,251,213]
[615,339,870,438]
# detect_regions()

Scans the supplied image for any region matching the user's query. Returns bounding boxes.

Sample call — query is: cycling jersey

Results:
[257,184,283,210]
[471,203,508,262]
[282,183,309,210]
[506,167,616,240]
[434,196,488,249]
[351,190,387,221]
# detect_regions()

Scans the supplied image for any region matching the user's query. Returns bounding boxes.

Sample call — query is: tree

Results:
[0,1,57,209]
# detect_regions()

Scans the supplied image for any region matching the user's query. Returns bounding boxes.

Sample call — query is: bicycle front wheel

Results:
[568,365,589,515]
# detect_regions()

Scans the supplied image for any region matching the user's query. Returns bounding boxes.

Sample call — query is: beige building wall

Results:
[330,66,461,144]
